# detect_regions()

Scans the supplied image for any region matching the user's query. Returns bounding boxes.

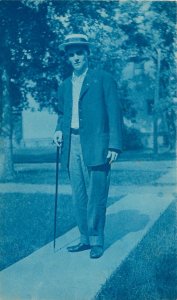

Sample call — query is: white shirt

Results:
[71,68,88,129]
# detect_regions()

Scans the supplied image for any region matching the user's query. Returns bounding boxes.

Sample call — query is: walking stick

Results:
[54,145,60,250]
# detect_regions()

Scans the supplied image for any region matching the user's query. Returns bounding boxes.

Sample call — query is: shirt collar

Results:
[72,67,88,81]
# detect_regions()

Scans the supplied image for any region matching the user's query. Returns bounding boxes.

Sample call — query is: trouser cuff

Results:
[89,236,104,247]
[80,234,90,245]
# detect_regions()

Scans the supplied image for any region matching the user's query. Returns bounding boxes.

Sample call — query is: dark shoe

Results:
[90,246,104,259]
[67,243,91,252]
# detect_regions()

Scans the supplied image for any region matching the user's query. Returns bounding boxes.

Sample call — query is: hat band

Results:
[65,37,88,44]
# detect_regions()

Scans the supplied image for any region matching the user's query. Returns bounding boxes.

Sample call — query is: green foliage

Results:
[119,81,137,122]
[123,126,143,150]
[0,0,176,116]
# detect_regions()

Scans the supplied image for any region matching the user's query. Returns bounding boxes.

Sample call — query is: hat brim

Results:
[59,41,90,52]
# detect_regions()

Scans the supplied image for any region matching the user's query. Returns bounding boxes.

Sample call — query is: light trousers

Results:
[69,134,110,246]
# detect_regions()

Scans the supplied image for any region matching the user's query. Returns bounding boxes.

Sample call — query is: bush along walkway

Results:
[0,167,176,300]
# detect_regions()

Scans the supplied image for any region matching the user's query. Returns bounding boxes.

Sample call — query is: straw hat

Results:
[59,33,90,51]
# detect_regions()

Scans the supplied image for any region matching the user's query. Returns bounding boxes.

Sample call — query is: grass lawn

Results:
[12,167,164,186]
[96,200,177,300]
[13,147,176,164]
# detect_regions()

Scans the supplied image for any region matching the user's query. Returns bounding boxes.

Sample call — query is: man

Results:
[53,33,123,259]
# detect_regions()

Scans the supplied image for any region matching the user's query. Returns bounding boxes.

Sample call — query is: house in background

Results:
[13,95,57,148]
[122,59,176,150]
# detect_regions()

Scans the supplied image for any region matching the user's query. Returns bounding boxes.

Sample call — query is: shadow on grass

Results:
[104,210,149,250]
[96,200,177,300]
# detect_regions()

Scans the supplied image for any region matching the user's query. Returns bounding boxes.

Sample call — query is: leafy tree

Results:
[0,0,56,179]
[0,0,176,179]
[47,0,176,151]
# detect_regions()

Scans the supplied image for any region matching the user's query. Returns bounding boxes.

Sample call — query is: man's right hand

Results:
[53,131,63,147]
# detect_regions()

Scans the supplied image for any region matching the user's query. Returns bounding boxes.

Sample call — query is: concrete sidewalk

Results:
[0,179,176,300]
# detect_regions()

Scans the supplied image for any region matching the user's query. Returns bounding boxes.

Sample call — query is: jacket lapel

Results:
[79,69,93,101]
[65,76,73,115]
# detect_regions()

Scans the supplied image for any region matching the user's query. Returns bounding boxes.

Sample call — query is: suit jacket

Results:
[56,68,123,169]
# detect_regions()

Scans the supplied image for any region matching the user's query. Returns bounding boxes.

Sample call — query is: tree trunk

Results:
[0,68,14,181]
[153,49,161,154]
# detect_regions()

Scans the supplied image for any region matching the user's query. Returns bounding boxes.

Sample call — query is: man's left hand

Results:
[107,150,119,164]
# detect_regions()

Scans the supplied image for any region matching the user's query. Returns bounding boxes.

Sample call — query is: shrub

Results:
[123,126,143,150]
